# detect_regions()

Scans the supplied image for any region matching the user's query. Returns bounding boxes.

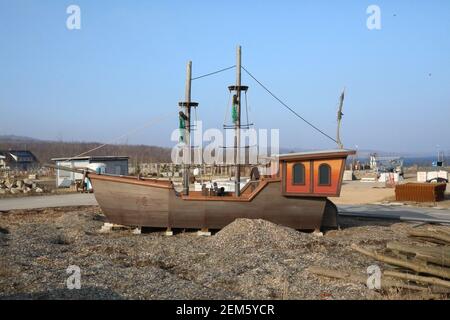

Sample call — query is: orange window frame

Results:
[318,163,332,186]
[285,161,311,194]
[313,159,343,195]
[292,163,306,185]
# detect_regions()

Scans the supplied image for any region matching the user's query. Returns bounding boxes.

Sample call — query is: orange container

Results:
[395,183,447,202]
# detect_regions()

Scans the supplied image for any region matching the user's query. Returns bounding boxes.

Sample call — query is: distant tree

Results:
[0,137,172,165]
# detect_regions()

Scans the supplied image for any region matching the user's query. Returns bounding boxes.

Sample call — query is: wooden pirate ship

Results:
[87,46,355,231]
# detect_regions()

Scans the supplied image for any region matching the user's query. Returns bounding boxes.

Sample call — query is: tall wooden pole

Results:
[183,61,192,195]
[336,87,345,149]
[235,46,242,196]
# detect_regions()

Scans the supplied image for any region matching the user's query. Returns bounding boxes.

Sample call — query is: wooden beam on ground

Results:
[351,244,450,279]
[387,241,450,267]
[408,229,450,245]
[384,270,450,290]
[308,266,426,291]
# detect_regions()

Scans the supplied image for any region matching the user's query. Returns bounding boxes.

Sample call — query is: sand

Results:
[331,180,450,208]
[330,181,395,205]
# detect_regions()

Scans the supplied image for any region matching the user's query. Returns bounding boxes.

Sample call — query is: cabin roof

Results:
[51,156,129,162]
[277,149,356,161]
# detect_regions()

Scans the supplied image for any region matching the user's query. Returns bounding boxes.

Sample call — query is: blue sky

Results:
[0,0,449,153]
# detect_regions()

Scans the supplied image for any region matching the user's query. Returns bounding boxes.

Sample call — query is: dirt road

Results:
[0,194,97,211]
[1,206,448,299]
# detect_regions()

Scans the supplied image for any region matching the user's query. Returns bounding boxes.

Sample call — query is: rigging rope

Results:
[241,66,338,144]
[64,111,174,162]
[191,65,236,81]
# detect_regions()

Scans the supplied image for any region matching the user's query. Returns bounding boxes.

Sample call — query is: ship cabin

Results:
[278,149,356,198]
[178,149,355,201]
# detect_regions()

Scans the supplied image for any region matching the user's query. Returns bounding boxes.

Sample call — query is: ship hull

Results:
[89,173,338,230]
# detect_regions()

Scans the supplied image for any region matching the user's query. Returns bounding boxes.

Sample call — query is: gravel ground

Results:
[0,206,448,300]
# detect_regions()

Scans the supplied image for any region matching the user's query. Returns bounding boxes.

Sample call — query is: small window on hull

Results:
[319,164,331,185]
[292,163,305,185]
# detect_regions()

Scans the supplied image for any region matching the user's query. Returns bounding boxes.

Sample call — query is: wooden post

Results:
[235,45,242,196]
[183,61,192,195]
[336,88,345,149]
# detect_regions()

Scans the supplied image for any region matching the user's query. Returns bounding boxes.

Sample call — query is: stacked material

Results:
[378,172,402,183]
[395,183,446,202]
[353,227,450,292]
[417,171,448,183]
[343,170,355,181]
[0,178,44,195]
[310,226,450,295]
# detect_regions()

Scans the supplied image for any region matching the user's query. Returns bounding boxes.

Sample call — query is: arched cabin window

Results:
[292,163,305,185]
[318,164,331,186]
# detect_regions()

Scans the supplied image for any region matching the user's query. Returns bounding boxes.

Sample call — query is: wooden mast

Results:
[235,46,242,196]
[184,61,192,195]
[180,61,194,195]
[336,87,345,149]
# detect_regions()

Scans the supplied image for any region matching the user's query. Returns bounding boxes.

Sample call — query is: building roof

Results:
[277,149,356,161]
[51,156,129,162]
[0,150,38,162]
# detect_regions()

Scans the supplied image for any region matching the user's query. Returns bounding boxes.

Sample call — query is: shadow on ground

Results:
[337,216,405,230]
[0,287,123,300]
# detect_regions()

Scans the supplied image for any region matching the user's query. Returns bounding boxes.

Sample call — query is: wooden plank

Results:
[351,244,450,279]
[384,270,450,289]
[408,229,450,245]
[387,241,450,267]
[308,266,426,291]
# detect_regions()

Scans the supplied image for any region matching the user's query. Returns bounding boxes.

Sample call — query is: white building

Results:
[0,155,6,169]
[52,156,129,187]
